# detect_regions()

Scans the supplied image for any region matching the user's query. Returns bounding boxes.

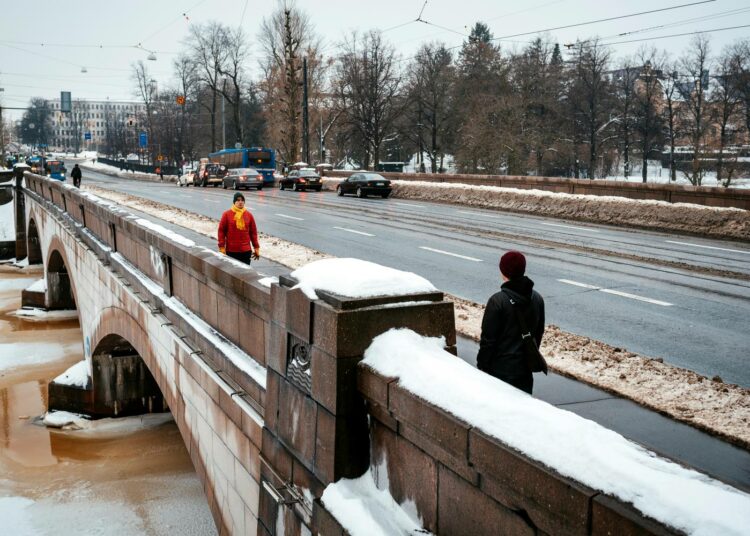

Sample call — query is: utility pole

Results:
[221,79,227,150]
[302,57,310,164]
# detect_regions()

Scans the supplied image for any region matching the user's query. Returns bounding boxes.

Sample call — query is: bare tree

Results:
[335,31,401,169]
[712,45,744,186]
[173,53,200,165]
[132,60,158,163]
[188,22,228,152]
[633,48,665,182]
[567,40,612,178]
[678,35,712,185]
[408,43,455,172]
[661,65,681,181]
[259,0,317,163]
[218,27,250,145]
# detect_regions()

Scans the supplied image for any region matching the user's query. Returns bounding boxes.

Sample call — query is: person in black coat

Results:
[477,251,545,394]
[71,164,82,188]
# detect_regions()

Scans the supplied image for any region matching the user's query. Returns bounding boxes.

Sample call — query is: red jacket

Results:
[218,209,259,253]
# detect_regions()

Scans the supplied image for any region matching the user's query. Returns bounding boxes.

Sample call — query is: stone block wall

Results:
[258,276,456,535]
[357,364,682,536]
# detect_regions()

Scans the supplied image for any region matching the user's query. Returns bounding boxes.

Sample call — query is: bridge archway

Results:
[46,246,77,310]
[27,218,42,265]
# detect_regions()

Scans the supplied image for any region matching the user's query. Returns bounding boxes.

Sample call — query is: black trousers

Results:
[73,178,81,188]
[227,250,252,264]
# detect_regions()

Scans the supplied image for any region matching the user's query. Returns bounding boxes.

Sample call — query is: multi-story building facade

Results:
[47,98,145,151]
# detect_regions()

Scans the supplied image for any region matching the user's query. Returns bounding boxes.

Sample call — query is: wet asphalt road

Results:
[77,166,750,387]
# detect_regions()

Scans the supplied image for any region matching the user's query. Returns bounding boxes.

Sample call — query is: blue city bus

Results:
[208,147,276,186]
[45,160,67,180]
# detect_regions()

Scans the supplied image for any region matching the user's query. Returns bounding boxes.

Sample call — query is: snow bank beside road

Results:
[79,161,176,183]
[362,329,750,536]
[322,178,749,241]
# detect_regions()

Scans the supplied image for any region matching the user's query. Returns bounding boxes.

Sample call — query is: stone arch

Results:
[89,333,166,418]
[27,218,43,265]
[46,244,77,310]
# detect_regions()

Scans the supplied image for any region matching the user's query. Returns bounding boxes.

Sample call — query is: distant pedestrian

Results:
[71,164,82,188]
[477,251,546,394]
[218,192,260,265]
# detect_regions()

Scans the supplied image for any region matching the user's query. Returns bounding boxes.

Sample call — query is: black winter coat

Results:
[71,167,82,180]
[476,276,545,386]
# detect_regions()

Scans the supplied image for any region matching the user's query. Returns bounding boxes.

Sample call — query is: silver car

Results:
[222,168,264,191]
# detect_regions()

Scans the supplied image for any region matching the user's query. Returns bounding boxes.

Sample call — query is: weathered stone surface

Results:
[311,349,361,416]
[371,421,438,532]
[313,499,346,536]
[438,464,535,536]
[277,377,318,465]
[591,495,681,536]
[470,429,595,536]
[357,363,394,408]
[285,287,313,343]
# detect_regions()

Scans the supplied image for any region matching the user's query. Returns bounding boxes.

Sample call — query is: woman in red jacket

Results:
[218,192,260,264]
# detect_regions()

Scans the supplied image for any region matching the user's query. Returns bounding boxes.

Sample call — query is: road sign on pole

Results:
[84,132,92,141]
[61,91,71,113]
[139,132,148,148]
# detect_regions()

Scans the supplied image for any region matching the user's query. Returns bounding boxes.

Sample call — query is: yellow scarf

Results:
[230,205,246,231]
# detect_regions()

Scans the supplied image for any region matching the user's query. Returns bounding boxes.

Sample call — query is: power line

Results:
[492,0,716,41]
[591,23,750,48]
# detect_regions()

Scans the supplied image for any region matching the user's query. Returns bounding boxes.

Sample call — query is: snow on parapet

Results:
[321,468,432,536]
[26,278,47,293]
[361,329,750,536]
[135,218,196,247]
[53,360,89,388]
[290,258,437,300]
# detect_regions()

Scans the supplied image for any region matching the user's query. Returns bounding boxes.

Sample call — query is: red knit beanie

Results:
[499,251,526,279]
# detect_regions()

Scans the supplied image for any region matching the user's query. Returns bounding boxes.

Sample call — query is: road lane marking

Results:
[599,288,673,306]
[419,247,482,262]
[665,240,750,255]
[333,226,375,237]
[394,202,421,208]
[557,279,600,290]
[205,200,220,203]
[558,279,673,307]
[276,213,304,221]
[458,210,499,218]
[541,222,600,233]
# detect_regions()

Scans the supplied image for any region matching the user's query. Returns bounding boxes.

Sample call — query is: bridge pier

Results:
[48,335,166,418]
[14,165,27,261]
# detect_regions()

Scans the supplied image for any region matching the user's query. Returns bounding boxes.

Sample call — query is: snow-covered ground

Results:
[360,329,750,536]
[82,184,750,449]
[52,360,89,388]
[79,161,176,182]
[10,307,78,322]
[0,199,14,241]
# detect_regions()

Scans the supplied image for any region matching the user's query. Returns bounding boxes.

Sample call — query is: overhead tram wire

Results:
[490,0,717,42]
[602,6,750,39]
[576,23,750,48]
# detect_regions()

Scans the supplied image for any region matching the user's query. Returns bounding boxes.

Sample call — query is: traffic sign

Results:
[176,95,186,106]
[157,155,164,162]
[139,132,148,148]
[84,132,92,140]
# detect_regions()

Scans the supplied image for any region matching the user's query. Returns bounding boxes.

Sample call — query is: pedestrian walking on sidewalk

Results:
[217,192,260,265]
[477,251,546,394]
[71,164,82,188]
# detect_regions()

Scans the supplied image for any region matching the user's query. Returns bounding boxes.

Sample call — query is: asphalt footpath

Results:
[107,203,750,493]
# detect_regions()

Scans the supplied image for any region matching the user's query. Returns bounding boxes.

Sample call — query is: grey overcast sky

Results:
[1,0,748,119]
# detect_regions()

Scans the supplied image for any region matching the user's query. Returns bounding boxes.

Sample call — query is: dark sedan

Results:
[222,168,264,190]
[279,169,322,192]
[337,173,392,198]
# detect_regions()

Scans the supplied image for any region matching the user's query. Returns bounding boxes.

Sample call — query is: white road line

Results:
[276,213,304,221]
[458,210,499,218]
[557,279,673,307]
[557,279,600,290]
[333,226,375,237]
[178,194,192,198]
[394,202,421,208]
[205,200,220,204]
[419,247,482,262]
[541,222,600,233]
[665,240,750,255]
[599,288,673,307]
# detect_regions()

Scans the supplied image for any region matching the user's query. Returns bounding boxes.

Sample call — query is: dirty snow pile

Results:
[10,307,78,322]
[290,258,436,300]
[53,360,89,388]
[0,199,14,241]
[321,468,432,536]
[43,410,91,429]
[25,278,46,292]
[362,329,750,536]
[79,161,176,182]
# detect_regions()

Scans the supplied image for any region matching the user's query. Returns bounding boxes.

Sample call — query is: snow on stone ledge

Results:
[321,468,432,536]
[26,278,47,293]
[290,258,437,300]
[135,218,196,247]
[361,329,750,536]
[11,308,78,322]
[43,410,90,429]
[53,360,89,388]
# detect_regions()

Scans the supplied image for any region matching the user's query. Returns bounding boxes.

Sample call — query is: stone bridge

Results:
[7,169,708,535]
